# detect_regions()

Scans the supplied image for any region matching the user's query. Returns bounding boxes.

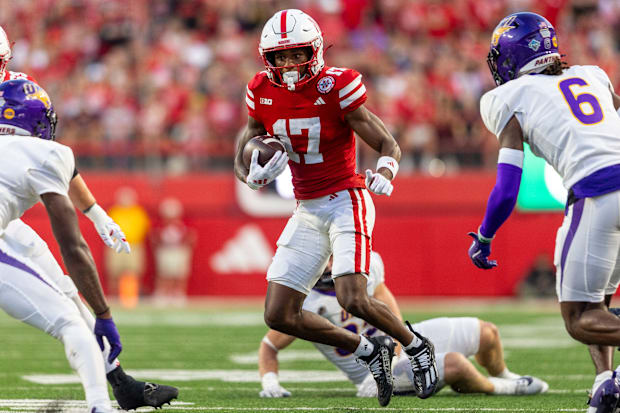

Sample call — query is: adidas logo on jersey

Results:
[314,97,326,105]
[209,224,274,274]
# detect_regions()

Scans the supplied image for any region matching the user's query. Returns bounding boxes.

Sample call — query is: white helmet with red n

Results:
[0,26,11,77]
[259,9,324,91]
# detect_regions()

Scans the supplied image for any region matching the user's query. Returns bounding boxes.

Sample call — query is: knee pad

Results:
[49,305,86,339]
[59,319,99,370]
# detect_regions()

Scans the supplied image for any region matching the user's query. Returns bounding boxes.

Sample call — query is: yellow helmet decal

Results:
[491,15,517,47]
[22,82,51,109]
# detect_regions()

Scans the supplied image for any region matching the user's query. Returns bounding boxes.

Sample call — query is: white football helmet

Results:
[0,26,11,77]
[258,9,324,91]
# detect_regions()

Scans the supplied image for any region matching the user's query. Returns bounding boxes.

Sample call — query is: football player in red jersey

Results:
[0,26,178,410]
[233,9,438,406]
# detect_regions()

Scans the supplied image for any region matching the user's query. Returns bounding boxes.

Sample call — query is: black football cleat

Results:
[405,321,439,399]
[357,335,395,407]
[107,366,179,410]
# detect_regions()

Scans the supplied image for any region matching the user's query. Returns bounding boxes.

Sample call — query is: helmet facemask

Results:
[487,47,506,86]
[35,107,57,141]
[264,46,317,91]
[259,9,325,91]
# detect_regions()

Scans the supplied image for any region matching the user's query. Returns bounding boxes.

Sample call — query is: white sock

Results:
[403,334,423,351]
[587,371,614,413]
[59,320,111,410]
[591,370,613,394]
[354,335,374,357]
[488,377,517,395]
[70,293,120,374]
[494,367,521,380]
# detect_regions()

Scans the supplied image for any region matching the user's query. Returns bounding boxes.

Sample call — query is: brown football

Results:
[242,135,286,168]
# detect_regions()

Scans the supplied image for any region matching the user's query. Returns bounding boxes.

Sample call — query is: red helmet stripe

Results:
[280,10,287,39]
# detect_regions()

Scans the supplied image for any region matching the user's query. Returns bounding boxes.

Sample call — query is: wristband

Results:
[262,336,278,352]
[84,203,109,225]
[95,306,110,317]
[377,156,398,179]
[497,148,524,168]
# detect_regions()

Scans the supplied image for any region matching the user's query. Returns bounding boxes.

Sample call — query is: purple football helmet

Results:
[0,79,57,140]
[487,12,560,86]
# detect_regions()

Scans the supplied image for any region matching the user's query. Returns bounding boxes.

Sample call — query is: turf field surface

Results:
[0,300,597,412]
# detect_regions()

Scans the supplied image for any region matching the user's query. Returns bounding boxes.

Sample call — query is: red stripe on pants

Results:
[357,188,371,274]
[348,189,362,274]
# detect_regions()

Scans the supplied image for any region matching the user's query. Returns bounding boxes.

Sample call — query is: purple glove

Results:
[467,232,498,270]
[94,317,122,363]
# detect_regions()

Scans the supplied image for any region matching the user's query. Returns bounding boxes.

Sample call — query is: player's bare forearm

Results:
[69,174,97,212]
[62,242,110,317]
[259,330,296,376]
[234,116,267,182]
[41,192,110,318]
[345,106,401,179]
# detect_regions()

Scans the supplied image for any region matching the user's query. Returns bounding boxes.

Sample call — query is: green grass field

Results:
[0,300,600,412]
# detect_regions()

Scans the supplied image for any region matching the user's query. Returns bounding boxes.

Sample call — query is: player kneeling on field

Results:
[258,252,548,398]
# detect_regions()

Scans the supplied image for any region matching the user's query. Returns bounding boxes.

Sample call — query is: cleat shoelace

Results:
[410,348,432,370]
[356,348,392,385]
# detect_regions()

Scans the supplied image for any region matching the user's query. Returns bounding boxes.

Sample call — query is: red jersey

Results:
[246,66,367,200]
[2,70,36,83]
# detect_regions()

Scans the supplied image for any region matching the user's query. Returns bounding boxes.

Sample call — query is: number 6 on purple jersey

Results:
[558,77,604,125]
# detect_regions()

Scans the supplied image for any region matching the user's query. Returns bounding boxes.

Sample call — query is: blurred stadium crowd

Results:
[2,0,618,174]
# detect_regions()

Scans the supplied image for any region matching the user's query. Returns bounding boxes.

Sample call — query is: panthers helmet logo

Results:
[22,82,51,109]
[491,15,517,47]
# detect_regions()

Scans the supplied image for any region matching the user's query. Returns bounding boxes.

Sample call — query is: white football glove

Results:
[259,372,291,398]
[365,169,393,196]
[84,204,131,254]
[246,149,289,190]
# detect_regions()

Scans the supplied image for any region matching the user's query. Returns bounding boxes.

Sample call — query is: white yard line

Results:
[21,369,595,385]
[159,408,585,412]
[0,403,588,413]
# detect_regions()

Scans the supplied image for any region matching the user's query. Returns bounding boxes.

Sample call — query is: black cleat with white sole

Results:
[405,321,439,399]
[357,335,396,407]
[107,366,179,410]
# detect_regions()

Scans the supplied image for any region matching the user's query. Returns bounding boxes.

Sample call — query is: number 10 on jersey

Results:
[273,117,324,164]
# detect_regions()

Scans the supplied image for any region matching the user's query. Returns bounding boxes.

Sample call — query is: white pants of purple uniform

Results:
[0,223,111,410]
[555,190,620,302]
